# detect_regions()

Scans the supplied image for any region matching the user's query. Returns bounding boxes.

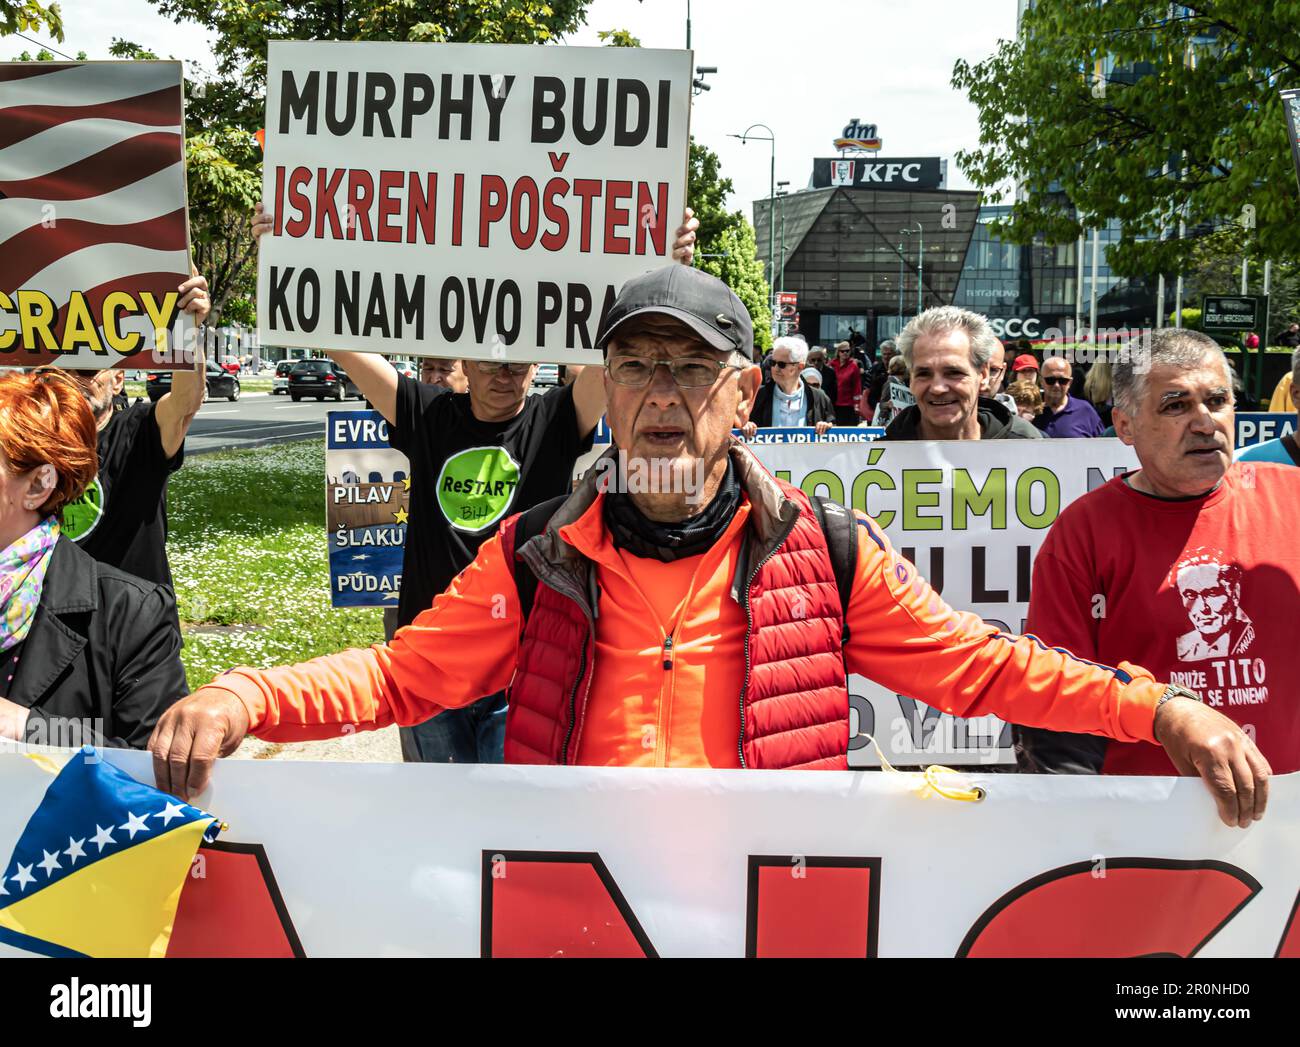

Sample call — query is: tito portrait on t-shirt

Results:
[1172,550,1256,662]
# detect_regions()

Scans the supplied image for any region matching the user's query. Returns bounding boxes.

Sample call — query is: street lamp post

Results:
[776,181,789,299]
[902,221,924,314]
[729,124,776,327]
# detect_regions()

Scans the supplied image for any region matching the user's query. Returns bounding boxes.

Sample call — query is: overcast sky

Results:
[9,0,1019,212]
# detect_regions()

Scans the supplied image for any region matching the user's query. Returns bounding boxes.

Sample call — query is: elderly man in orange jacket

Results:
[151,267,1270,828]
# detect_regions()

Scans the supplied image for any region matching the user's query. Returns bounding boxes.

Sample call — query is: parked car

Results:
[272,360,295,394]
[390,358,416,379]
[288,359,361,401]
[533,363,559,387]
[145,361,240,402]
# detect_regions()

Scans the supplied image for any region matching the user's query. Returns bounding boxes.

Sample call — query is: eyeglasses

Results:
[473,361,533,376]
[1043,376,1070,387]
[771,359,799,370]
[606,354,741,388]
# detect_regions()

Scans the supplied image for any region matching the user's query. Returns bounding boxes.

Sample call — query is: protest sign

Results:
[747,438,1140,767]
[326,410,409,607]
[0,61,194,370]
[1235,411,1296,449]
[257,41,692,362]
[1,748,1294,957]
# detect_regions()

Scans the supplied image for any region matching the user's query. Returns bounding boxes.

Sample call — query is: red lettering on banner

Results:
[956,859,1261,958]
[451,172,464,247]
[548,151,569,172]
[167,842,304,958]
[1276,890,1300,958]
[746,856,880,958]
[272,165,285,236]
[283,166,311,238]
[376,169,404,243]
[314,167,345,239]
[480,851,656,958]
[572,179,600,252]
[479,174,508,247]
[346,169,375,240]
[604,179,632,254]
[634,180,668,256]
[407,172,437,245]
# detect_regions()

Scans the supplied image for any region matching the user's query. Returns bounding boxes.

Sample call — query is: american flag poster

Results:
[0,61,193,370]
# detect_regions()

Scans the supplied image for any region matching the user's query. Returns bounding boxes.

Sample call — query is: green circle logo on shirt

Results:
[436,446,522,532]
[62,477,105,542]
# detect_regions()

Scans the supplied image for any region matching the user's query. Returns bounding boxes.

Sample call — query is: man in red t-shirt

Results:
[1019,328,1300,776]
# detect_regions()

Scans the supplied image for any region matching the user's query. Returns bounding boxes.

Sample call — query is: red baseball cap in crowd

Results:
[1012,354,1040,373]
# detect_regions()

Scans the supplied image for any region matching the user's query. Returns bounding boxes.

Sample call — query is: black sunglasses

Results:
[1043,376,1070,386]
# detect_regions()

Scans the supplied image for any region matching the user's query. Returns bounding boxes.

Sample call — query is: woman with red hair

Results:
[0,370,187,749]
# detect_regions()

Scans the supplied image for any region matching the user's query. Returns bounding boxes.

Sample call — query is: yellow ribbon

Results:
[857,734,986,803]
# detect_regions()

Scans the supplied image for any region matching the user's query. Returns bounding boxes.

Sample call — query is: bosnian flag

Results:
[0,61,193,370]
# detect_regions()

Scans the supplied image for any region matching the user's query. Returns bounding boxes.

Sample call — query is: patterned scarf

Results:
[0,517,59,652]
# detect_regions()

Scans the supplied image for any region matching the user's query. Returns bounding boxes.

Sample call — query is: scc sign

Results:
[987,317,1044,339]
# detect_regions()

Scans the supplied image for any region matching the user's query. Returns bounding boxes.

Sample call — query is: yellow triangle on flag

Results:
[0,818,211,958]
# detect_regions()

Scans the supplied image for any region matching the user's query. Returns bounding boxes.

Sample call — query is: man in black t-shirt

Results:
[59,273,212,589]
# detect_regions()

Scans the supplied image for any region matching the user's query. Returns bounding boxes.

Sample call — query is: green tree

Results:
[952,1,1300,280]
[0,1,63,42]
[689,141,772,352]
[148,0,590,84]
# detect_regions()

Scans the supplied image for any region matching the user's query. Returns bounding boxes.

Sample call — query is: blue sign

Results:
[326,410,408,609]
[734,426,885,444]
[327,410,394,450]
[1235,412,1296,449]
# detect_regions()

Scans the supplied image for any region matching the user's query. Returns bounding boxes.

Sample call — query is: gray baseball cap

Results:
[596,265,754,360]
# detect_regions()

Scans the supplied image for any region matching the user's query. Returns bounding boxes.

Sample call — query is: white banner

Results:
[746,438,1141,766]
[257,42,692,362]
[1,751,1295,957]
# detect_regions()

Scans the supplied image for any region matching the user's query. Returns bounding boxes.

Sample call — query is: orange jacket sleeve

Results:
[199,531,522,742]
[842,511,1163,744]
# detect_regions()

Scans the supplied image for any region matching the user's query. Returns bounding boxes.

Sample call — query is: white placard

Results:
[257,42,692,362]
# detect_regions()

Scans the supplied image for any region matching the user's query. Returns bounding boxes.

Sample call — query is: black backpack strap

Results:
[509,494,567,623]
[809,495,857,644]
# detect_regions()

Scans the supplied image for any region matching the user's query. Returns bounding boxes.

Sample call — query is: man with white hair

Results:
[883,306,1041,440]
[1238,347,1300,466]
[743,336,834,435]
[1019,328,1300,783]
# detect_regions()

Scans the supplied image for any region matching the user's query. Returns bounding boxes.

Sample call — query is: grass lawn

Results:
[168,439,383,690]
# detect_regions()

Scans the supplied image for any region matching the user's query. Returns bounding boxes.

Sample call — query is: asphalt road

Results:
[179,389,366,455]
[179,381,557,455]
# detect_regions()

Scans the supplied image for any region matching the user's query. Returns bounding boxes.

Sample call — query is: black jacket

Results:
[883,396,1044,440]
[749,379,836,428]
[11,537,187,750]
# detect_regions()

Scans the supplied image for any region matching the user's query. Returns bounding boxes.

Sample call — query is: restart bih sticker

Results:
[62,477,105,542]
[436,446,521,532]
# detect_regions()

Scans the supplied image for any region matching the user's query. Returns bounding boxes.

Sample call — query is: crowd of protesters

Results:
[0,231,1290,830]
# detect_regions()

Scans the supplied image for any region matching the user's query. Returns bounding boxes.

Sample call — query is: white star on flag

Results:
[38,850,61,877]
[120,811,150,839]
[64,837,86,864]
[154,801,186,826]
[90,824,116,852]
[11,863,35,891]
[0,873,7,896]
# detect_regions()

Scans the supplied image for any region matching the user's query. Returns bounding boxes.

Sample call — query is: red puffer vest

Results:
[499,444,850,770]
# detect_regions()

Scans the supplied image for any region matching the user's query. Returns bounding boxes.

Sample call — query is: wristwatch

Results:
[1156,683,1203,708]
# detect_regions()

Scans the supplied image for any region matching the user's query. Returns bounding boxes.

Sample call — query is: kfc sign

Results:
[812,157,942,191]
